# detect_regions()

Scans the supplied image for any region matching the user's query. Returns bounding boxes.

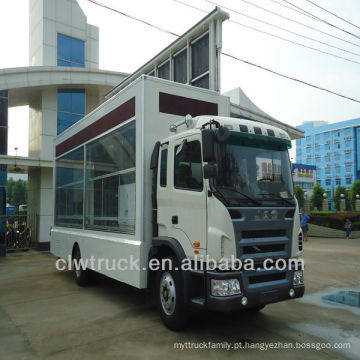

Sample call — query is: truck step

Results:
[191,297,205,306]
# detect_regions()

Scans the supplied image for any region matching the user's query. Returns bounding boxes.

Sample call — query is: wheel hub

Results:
[160,272,176,316]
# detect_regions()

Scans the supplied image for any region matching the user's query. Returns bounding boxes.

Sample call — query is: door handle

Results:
[171,216,178,225]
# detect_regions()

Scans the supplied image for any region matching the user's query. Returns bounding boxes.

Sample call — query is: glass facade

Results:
[85,122,136,233]
[55,121,136,234]
[147,32,210,89]
[191,33,209,89]
[0,90,7,256]
[158,61,170,80]
[57,33,85,67]
[55,146,84,228]
[57,89,85,134]
[173,49,187,84]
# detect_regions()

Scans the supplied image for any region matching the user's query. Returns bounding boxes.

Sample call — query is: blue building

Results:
[296,118,360,199]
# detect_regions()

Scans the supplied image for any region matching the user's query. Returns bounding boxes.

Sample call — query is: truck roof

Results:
[167,115,291,143]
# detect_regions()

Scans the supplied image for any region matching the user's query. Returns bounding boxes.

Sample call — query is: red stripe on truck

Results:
[159,92,218,117]
[56,97,135,157]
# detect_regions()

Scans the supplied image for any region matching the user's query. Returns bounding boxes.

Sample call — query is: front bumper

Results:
[204,268,305,312]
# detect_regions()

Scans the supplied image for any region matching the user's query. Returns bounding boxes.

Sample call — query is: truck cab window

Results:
[174,140,203,191]
[160,149,168,187]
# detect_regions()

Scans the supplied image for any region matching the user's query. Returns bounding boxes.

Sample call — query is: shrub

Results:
[309,211,360,230]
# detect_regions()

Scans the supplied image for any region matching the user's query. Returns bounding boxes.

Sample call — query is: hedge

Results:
[309,211,360,230]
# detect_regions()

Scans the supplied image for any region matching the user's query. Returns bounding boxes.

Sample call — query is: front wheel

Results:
[156,256,189,331]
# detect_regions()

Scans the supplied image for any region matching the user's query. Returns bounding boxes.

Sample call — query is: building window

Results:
[57,33,85,67]
[325,167,330,174]
[55,146,84,228]
[346,177,352,185]
[57,89,85,134]
[173,48,187,84]
[315,134,320,141]
[85,121,136,234]
[335,166,340,173]
[306,136,311,142]
[174,140,203,191]
[191,33,209,89]
[324,132,330,139]
[345,152,351,160]
[325,155,330,162]
[158,61,170,80]
[315,145,320,152]
[345,165,352,172]
[345,141,351,148]
[326,179,331,186]
[335,154,340,161]
[296,139,302,146]
[160,148,168,187]
[336,178,341,185]
[325,144,330,150]
[306,147,311,154]
[317,169,321,176]
[337,143,341,149]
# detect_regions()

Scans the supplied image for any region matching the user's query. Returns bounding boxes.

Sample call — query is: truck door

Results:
[157,135,207,254]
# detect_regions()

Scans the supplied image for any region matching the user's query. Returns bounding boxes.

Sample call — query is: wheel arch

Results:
[148,237,192,303]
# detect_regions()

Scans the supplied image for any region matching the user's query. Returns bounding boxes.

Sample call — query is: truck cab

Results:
[151,115,304,329]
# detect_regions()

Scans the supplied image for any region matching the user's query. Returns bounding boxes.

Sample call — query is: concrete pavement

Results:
[0,237,359,359]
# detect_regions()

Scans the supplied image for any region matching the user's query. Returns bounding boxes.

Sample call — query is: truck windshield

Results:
[213,133,294,205]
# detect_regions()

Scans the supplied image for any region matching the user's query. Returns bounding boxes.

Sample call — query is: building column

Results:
[0,91,8,257]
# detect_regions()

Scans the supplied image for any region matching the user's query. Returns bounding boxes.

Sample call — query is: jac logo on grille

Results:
[254,210,279,220]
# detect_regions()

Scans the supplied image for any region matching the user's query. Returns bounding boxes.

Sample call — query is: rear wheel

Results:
[156,256,189,331]
[73,246,91,286]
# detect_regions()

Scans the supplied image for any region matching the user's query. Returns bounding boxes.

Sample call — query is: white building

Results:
[0,0,127,254]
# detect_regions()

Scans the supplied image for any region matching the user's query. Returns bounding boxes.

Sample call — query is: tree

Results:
[295,185,304,210]
[311,182,325,210]
[334,185,348,211]
[349,180,360,210]
[350,179,360,200]
[6,179,27,209]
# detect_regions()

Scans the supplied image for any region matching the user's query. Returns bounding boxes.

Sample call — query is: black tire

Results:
[156,256,189,331]
[73,246,91,286]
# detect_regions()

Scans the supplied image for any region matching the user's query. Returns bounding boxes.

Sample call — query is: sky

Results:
[0,0,360,158]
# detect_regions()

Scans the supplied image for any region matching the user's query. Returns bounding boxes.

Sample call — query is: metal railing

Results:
[1,214,38,252]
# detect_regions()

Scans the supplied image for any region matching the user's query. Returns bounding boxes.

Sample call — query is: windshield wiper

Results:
[209,189,230,206]
[220,188,261,206]
[257,193,295,206]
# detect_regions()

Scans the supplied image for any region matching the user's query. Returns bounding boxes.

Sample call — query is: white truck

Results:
[51,76,304,330]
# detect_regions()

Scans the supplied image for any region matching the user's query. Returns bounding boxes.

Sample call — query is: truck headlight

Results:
[211,279,241,296]
[293,270,304,286]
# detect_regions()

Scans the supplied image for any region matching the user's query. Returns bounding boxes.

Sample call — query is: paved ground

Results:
[1,237,359,360]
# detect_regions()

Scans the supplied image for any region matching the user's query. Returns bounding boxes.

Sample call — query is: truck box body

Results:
[51,76,230,288]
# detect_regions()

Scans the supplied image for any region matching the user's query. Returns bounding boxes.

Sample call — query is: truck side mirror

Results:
[216,126,230,143]
[204,163,218,179]
[202,129,215,162]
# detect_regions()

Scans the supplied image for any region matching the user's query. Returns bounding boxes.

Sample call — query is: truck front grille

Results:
[242,229,286,239]
[243,243,285,254]
[248,272,286,284]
